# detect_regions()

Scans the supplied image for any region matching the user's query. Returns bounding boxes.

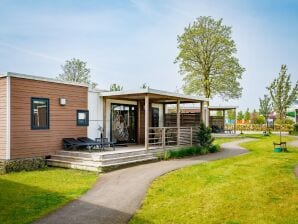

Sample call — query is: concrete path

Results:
[36,138,254,224]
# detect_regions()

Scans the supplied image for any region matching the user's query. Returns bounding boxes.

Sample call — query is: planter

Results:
[274,147,282,153]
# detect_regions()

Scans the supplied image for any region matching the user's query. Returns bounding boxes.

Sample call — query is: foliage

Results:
[175,16,245,101]
[0,158,46,174]
[267,65,298,142]
[0,168,97,224]
[130,135,298,224]
[141,83,149,89]
[110,83,123,91]
[259,94,272,120]
[254,115,266,124]
[57,58,97,88]
[275,118,295,125]
[227,109,236,120]
[244,108,250,122]
[195,123,214,148]
[237,111,244,120]
[232,123,294,132]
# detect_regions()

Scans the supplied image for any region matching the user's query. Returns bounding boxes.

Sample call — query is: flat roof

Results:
[99,88,208,103]
[208,105,238,110]
[0,72,89,87]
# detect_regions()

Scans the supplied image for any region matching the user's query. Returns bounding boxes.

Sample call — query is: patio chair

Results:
[63,138,97,151]
[77,137,103,151]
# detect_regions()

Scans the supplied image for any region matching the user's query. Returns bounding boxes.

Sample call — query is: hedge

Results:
[0,157,46,174]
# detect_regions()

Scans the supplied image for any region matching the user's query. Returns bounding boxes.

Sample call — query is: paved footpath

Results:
[36,138,254,224]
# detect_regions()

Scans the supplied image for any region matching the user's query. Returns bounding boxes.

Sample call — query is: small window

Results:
[77,110,89,126]
[31,98,49,129]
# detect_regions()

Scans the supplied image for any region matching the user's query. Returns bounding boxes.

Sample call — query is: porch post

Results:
[102,97,106,138]
[145,94,149,150]
[137,100,141,144]
[223,109,225,132]
[162,103,166,127]
[200,101,204,124]
[177,99,180,146]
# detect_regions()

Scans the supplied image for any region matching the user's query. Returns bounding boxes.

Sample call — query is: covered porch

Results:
[100,88,208,150]
[208,106,237,134]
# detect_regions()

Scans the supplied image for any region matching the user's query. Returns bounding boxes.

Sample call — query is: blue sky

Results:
[0,0,297,111]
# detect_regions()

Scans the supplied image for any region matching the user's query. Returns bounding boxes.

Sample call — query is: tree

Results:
[237,111,244,120]
[175,16,245,103]
[227,109,236,121]
[259,94,272,129]
[250,109,258,124]
[57,58,97,88]
[110,83,123,91]
[244,108,250,122]
[267,65,298,143]
[195,123,214,148]
[141,83,149,89]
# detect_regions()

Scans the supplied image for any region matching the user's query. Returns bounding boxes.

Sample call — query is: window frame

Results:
[77,110,89,126]
[31,97,50,130]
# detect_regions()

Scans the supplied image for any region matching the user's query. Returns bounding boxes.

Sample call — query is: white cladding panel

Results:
[88,91,103,139]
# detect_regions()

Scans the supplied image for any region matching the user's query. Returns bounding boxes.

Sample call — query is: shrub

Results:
[195,123,214,148]
[209,144,220,153]
[0,158,46,174]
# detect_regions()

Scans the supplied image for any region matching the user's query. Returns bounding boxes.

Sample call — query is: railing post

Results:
[190,127,193,146]
[162,127,165,151]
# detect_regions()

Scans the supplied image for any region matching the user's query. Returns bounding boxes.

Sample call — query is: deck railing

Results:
[148,127,196,150]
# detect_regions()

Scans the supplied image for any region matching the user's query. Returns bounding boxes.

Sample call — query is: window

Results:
[31,98,49,129]
[77,110,89,126]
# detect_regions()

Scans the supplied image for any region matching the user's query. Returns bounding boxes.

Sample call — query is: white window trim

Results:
[6,76,10,160]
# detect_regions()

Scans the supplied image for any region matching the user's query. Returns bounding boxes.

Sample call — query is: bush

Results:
[195,123,214,148]
[0,158,46,174]
[209,144,220,153]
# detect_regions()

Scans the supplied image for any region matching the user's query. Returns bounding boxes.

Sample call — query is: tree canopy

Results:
[57,58,97,88]
[110,83,123,91]
[267,64,298,142]
[175,16,245,101]
[259,94,272,120]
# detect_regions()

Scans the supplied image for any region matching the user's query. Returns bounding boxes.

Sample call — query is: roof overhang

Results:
[99,88,208,104]
[208,106,238,110]
[0,72,89,87]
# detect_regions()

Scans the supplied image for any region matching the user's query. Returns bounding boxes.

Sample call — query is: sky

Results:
[0,0,297,111]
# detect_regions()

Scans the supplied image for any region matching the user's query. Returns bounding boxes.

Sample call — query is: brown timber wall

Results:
[164,113,201,127]
[0,77,7,159]
[10,77,88,159]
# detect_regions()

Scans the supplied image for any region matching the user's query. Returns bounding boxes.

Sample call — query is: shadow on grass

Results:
[0,178,67,224]
[0,178,152,224]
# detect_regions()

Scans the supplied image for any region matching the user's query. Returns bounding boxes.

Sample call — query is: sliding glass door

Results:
[110,104,137,144]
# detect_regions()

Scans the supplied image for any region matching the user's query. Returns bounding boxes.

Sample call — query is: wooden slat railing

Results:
[148,127,196,150]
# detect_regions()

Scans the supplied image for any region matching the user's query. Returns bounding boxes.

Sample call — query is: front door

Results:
[110,104,137,144]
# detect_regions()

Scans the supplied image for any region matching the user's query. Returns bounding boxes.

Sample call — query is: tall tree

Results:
[237,111,244,120]
[267,65,298,142]
[250,109,258,124]
[227,109,236,121]
[259,94,272,129]
[175,16,245,102]
[110,83,123,91]
[244,108,250,122]
[57,58,97,88]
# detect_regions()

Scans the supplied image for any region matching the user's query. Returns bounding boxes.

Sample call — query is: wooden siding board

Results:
[10,77,88,159]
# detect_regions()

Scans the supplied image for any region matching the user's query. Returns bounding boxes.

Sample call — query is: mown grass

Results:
[0,168,98,224]
[130,135,298,224]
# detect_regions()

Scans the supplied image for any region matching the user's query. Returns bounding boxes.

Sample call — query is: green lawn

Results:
[130,135,298,224]
[0,168,98,224]
[213,137,243,145]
